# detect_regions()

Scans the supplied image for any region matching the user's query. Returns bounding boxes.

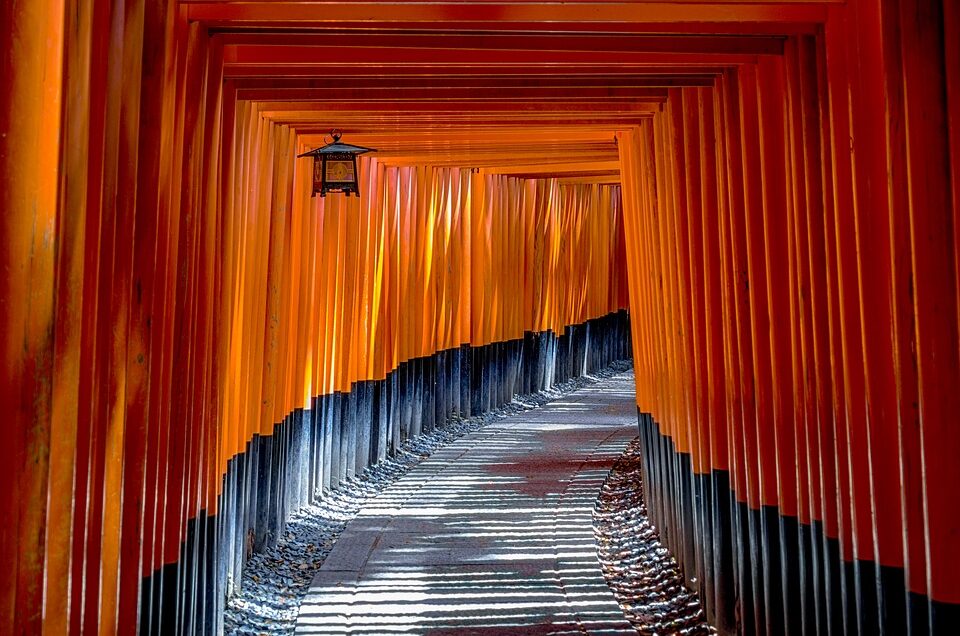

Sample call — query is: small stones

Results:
[593,438,716,635]
[225,361,634,635]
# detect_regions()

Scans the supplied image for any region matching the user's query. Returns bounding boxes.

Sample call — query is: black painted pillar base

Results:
[140,310,634,635]
[635,408,960,636]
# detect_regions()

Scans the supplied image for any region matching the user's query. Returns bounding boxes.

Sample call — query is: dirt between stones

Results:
[594,437,717,635]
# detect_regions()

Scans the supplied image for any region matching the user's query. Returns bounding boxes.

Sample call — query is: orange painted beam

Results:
[224,64,728,78]
[185,2,831,28]
[237,86,673,102]
[233,74,718,92]
[223,46,761,69]
[255,100,664,113]
[480,160,620,175]
[221,33,785,55]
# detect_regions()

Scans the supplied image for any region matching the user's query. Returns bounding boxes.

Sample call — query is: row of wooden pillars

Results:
[140,313,631,635]
[619,5,960,633]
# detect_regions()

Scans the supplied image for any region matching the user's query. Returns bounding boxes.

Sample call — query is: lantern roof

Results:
[297,132,374,158]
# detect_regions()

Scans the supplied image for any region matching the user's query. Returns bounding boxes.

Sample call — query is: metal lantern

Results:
[297,130,374,198]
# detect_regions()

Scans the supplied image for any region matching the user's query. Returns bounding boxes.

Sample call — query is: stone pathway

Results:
[296,371,639,635]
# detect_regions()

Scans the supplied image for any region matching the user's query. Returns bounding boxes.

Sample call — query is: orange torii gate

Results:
[1,1,958,634]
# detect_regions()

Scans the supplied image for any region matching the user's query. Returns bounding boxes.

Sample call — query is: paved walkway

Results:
[296,371,638,635]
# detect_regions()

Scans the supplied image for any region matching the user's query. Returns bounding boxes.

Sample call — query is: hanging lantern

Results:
[297,130,374,198]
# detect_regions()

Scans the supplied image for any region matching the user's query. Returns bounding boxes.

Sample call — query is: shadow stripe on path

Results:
[296,371,639,635]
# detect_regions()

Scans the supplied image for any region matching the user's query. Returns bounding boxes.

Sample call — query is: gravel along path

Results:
[594,437,717,635]
[225,361,633,635]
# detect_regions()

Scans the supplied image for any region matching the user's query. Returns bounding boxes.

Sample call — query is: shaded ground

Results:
[594,438,716,635]
[225,362,632,635]
[295,370,638,635]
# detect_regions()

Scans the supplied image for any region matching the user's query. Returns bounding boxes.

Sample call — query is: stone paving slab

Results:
[296,372,638,635]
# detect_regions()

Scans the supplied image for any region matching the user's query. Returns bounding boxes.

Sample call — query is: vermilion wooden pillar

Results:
[0,1,64,633]
[618,3,958,634]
